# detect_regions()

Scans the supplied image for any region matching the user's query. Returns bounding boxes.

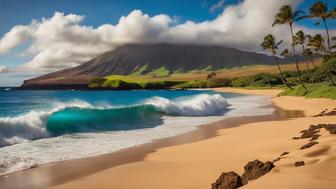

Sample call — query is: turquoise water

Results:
[0,89,238,146]
[0,89,273,175]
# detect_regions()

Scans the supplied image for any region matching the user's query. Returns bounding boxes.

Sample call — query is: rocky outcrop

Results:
[293,124,336,141]
[321,124,336,134]
[212,160,274,189]
[300,141,319,150]
[212,172,243,189]
[314,108,336,117]
[295,161,305,167]
[299,127,320,139]
[241,160,274,185]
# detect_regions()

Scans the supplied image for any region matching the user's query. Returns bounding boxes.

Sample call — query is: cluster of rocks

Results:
[272,151,290,163]
[212,120,336,189]
[290,123,336,167]
[212,160,274,189]
[292,124,336,150]
[313,108,336,117]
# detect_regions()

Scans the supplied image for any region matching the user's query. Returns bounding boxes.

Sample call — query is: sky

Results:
[0,0,335,86]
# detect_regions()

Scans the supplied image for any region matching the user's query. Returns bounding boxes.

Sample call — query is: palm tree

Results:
[280,48,292,57]
[303,48,317,68]
[273,5,307,91]
[261,34,293,89]
[300,1,334,52]
[308,34,336,86]
[293,30,312,78]
[308,34,326,54]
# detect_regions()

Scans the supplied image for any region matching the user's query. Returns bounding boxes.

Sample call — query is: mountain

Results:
[20,43,291,89]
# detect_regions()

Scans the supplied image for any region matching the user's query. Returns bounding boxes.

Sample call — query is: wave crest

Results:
[145,94,229,116]
[0,94,229,147]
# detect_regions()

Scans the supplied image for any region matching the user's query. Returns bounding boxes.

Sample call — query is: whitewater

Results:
[0,90,274,175]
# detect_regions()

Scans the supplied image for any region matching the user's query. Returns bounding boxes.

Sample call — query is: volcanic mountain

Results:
[20,43,291,89]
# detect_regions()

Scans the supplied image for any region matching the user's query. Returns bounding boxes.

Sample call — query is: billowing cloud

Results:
[0,66,10,74]
[210,0,226,13]
[0,0,334,73]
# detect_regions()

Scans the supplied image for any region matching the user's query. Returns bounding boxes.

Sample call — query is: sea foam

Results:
[0,94,229,147]
[0,93,273,176]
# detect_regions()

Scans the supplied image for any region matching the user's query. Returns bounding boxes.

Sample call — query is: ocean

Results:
[0,89,274,175]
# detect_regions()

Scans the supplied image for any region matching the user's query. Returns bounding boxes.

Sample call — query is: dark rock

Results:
[300,129,319,139]
[280,152,289,156]
[212,171,243,189]
[241,160,274,185]
[294,161,305,167]
[272,157,281,163]
[310,134,320,141]
[308,124,322,130]
[300,141,319,150]
[292,137,301,140]
[314,108,336,117]
[321,124,336,134]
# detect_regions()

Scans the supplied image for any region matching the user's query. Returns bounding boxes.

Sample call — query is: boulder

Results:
[300,141,319,150]
[310,134,320,141]
[241,160,274,185]
[295,161,305,167]
[212,171,243,189]
[300,128,319,139]
[321,124,336,134]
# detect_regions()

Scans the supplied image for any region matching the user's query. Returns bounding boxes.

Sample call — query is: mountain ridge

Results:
[20,43,293,89]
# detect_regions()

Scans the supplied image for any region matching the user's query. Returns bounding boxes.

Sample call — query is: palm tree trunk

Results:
[290,24,307,92]
[322,18,331,52]
[301,44,311,82]
[272,53,293,89]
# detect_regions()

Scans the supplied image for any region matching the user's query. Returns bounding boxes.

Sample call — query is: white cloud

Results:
[0,66,10,74]
[210,0,226,13]
[0,0,334,73]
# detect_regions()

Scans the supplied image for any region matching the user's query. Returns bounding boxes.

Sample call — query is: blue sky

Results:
[0,0,236,36]
[0,0,335,86]
[1,0,334,36]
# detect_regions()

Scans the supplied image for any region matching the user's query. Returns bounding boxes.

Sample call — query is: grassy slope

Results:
[280,84,336,100]
[105,59,322,82]
[101,59,336,100]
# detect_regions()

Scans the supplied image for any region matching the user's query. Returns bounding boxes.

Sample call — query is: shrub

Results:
[141,81,185,89]
[89,77,107,88]
[103,79,142,90]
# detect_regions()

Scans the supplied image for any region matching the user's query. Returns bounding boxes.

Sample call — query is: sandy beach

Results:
[42,88,336,189]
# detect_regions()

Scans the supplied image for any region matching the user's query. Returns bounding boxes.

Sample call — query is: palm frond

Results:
[293,10,306,20]
[295,14,314,21]
[272,5,292,26]
[275,40,283,46]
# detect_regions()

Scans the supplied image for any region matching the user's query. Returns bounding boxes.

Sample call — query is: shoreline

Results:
[1,88,335,189]
[0,91,295,189]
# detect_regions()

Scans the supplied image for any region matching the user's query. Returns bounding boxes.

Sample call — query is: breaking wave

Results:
[0,94,229,147]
